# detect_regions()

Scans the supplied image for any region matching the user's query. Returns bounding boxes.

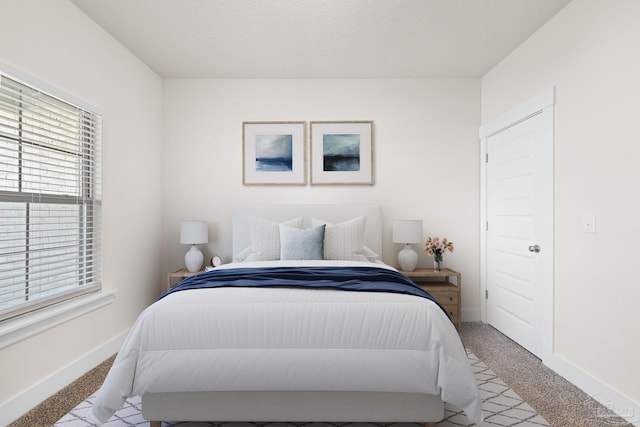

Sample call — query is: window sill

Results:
[0,289,117,349]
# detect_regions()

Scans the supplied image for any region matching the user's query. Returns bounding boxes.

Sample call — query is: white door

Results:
[484,102,554,360]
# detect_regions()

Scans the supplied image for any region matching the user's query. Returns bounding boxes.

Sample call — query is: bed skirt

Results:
[142,391,444,424]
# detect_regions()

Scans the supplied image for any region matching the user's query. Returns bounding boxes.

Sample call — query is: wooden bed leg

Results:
[150,422,161,427]
[425,423,437,427]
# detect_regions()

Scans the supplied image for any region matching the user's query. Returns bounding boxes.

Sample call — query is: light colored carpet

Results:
[459,323,635,427]
[53,349,549,427]
[10,323,635,426]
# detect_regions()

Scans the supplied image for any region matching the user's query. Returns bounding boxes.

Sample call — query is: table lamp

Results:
[180,220,208,272]
[392,219,423,272]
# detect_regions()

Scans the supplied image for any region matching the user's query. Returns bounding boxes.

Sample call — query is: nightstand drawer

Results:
[402,268,461,330]
[430,291,458,305]
[440,304,460,322]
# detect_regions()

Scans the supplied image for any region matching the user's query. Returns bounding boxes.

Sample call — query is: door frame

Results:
[479,87,555,365]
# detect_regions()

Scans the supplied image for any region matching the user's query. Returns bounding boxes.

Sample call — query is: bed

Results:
[87,205,483,426]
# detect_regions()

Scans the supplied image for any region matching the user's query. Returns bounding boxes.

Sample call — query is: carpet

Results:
[53,350,549,427]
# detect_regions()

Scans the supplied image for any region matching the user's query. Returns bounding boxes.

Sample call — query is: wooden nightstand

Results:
[166,268,204,292]
[400,268,461,331]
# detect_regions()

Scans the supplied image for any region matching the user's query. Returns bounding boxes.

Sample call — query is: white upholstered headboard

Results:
[232,204,383,258]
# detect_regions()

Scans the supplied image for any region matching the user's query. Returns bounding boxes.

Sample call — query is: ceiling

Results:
[70,0,572,79]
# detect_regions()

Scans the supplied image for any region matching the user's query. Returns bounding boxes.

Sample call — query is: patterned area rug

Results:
[54,350,549,427]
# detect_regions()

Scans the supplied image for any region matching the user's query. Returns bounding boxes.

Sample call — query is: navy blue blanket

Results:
[162,266,448,318]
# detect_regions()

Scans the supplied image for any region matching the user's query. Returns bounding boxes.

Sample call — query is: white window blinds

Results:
[0,73,102,321]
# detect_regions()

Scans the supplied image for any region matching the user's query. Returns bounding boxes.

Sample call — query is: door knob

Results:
[528,244,541,253]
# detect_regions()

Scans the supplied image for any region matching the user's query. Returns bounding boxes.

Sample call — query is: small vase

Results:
[434,259,441,272]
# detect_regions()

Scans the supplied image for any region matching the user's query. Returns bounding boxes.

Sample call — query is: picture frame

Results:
[310,121,374,185]
[243,121,306,185]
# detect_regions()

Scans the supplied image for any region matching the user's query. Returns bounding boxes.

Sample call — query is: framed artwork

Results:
[243,121,306,185]
[310,121,374,185]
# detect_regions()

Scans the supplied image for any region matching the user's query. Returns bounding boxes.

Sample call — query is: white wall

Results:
[9,0,638,422]
[7,0,637,423]
[161,78,482,319]
[482,0,640,416]
[0,0,162,423]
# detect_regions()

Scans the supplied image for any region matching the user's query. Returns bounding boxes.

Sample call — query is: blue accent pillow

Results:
[279,224,326,260]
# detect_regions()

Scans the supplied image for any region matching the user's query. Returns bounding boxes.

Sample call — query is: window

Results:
[0,72,102,322]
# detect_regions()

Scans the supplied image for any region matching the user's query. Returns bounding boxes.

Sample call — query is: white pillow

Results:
[244,216,304,261]
[233,246,254,262]
[362,245,381,262]
[311,216,368,261]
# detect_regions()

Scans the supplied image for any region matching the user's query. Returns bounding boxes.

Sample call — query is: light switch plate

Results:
[583,213,596,233]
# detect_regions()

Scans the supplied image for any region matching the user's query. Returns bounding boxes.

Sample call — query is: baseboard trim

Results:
[461,308,481,323]
[550,353,639,426]
[0,328,128,426]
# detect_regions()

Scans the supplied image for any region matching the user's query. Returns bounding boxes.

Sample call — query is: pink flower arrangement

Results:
[424,236,454,262]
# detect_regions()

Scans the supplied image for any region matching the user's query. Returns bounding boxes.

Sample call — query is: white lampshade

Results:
[392,220,423,244]
[180,221,208,272]
[180,221,209,245]
[393,220,423,272]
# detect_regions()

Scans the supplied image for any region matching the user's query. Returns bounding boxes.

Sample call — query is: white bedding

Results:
[88,261,483,424]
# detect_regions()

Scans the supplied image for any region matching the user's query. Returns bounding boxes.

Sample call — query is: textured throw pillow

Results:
[233,246,254,262]
[244,216,304,261]
[279,224,326,260]
[311,216,368,261]
[362,245,381,263]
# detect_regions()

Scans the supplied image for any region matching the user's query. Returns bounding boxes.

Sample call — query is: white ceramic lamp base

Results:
[184,245,204,272]
[397,244,418,272]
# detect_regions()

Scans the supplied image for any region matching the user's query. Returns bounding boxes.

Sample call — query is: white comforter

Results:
[88,261,483,424]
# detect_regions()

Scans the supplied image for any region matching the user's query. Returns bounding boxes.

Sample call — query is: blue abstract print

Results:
[255,134,293,171]
[323,134,360,171]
